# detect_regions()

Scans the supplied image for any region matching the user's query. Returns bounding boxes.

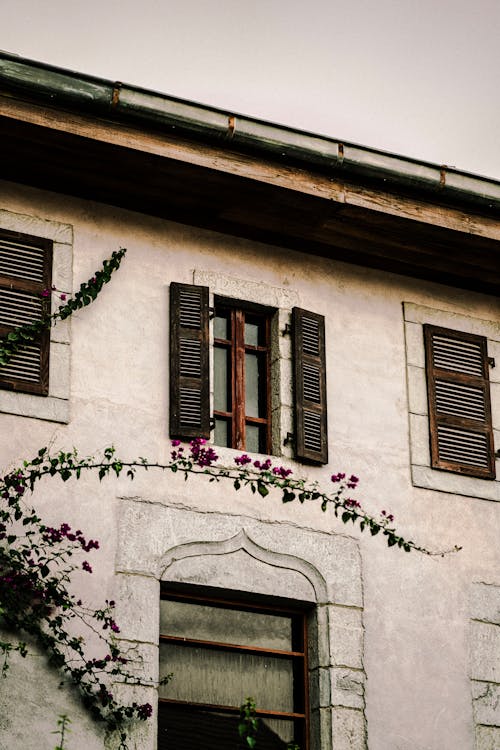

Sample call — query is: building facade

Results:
[0,53,499,750]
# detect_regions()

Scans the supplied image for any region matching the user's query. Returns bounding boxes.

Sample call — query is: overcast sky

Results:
[2,0,500,179]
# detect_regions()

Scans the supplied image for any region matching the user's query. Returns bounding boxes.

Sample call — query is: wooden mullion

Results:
[245,416,268,426]
[159,697,305,720]
[234,308,246,450]
[161,587,309,617]
[160,634,305,659]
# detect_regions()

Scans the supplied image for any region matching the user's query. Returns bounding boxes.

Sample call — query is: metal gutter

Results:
[1,51,500,210]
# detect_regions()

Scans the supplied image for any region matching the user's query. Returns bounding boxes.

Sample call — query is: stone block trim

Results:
[115,500,366,750]
[0,209,73,423]
[403,302,500,502]
[470,582,500,749]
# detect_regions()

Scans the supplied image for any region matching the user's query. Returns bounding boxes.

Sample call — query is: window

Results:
[0,228,52,395]
[214,301,271,453]
[158,588,310,750]
[424,324,495,479]
[169,282,328,463]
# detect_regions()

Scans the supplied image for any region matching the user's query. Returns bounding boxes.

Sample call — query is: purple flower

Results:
[171,439,181,447]
[272,466,293,478]
[330,472,346,483]
[41,289,51,298]
[234,454,252,466]
[82,561,92,573]
[137,703,153,720]
[60,293,67,301]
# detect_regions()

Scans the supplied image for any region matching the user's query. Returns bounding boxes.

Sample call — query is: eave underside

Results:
[0,110,499,297]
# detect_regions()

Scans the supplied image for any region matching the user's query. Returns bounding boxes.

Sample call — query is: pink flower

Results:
[60,293,67,301]
[41,289,50,298]
[171,439,181,447]
[82,560,92,573]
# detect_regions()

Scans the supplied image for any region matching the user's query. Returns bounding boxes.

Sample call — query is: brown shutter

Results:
[292,307,328,464]
[0,229,52,396]
[169,282,210,440]
[424,325,495,479]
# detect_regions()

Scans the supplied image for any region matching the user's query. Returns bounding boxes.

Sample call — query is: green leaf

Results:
[370,524,380,536]
[257,482,269,498]
[341,511,351,524]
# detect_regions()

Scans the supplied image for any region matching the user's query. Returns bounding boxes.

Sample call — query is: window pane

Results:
[214,313,229,340]
[159,643,294,712]
[246,423,265,454]
[245,314,266,346]
[245,352,265,418]
[158,704,295,750]
[214,418,229,447]
[214,346,229,411]
[160,600,292,650]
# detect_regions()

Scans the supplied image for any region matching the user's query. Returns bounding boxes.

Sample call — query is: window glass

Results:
[160,599,292,649]
[214,347,229,412]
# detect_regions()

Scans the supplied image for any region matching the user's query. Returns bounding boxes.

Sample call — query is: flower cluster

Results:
[188,437,218,467]
[42,522,99,552]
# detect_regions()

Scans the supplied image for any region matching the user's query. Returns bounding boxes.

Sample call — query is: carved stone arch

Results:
[159,528,327,603]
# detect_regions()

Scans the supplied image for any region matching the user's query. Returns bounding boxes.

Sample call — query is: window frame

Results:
[403,302,500,502]
[0,210,72,424]
[213,298,272,454]
[158,586,310,750]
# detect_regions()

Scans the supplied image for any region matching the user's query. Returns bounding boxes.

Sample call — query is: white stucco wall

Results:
[0,178,499,750]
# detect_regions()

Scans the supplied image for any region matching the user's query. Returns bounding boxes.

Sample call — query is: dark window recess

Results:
[214,303,271,453]
[424,324,496,479]
[158,589,309,750]
[170,282,210,439]
[0,229,52,396]
[292,308,328,464]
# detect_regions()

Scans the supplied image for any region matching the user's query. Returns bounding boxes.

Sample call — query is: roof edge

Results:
[1,51,500,211]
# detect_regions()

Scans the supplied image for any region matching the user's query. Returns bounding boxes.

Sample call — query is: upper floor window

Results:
[0,229,52,395]
[169,282,328,464]
[214,301,271,453]
[158,587,310,750]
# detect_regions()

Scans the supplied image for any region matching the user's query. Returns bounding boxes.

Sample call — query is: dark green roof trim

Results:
[1,50,500,210]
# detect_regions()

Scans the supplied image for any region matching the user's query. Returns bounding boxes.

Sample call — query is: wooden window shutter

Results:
[169,282,210,440]
[424,324,495,479]
[292,307,328,464]
[0,229,52,396]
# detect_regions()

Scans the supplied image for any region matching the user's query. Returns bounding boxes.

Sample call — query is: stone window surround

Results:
[0,208,73,424]
[404,302,500,502]
[193,269,300,459]
[112,500,366,750]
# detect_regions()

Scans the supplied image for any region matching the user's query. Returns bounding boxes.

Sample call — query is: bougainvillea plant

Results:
[0,247,461,748]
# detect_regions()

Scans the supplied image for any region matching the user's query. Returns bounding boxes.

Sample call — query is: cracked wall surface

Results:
[470,582,500,750]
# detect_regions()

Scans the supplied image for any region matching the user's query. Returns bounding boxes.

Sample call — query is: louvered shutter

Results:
[292,307,328,464]
[424,325,495,479]
[0,229,52,395]
[169,282,210,439]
